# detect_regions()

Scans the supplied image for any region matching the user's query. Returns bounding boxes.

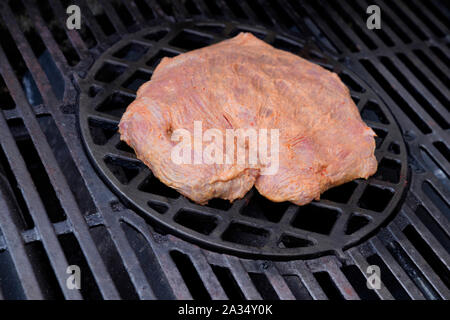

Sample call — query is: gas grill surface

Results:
[0,0,449,300]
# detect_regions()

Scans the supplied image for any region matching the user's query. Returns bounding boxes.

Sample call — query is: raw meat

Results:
[119,33,377,205]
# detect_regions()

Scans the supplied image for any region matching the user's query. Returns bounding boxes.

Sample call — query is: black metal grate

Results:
[78,21,408,259]
[0,0,448,300]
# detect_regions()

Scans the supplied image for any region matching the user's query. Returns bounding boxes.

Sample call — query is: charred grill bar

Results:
[0,0,448,300]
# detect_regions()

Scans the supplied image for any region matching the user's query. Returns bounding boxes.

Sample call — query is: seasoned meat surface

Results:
[119,33,377,205]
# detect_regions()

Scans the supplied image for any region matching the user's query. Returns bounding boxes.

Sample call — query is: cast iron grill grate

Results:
[0,0,448,300]
[78,21,408,259]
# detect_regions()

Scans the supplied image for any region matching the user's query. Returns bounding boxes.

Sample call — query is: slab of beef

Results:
[119,33,377,205]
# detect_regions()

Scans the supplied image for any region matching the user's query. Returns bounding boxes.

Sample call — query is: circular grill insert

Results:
[78,21,408,259]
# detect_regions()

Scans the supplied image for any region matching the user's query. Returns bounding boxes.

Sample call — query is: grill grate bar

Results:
[373,0,416,44]
[343,0,395,50]
[0,50,82,299]
[369,237,426,299]
[413,180,450,238]
[277,0,317,38]
[421,46,450,88]
[387,224,450,299]
[166,0,189,21]
[254,0,285,31]
[357,58,435,135]
[158,251,193,299]
[89,111,121,125]
[359,0,406,46]
[379,0,428,43]
[329,0,381,51]
[400,205,450,269]
[322,261,360,300]
[191,0,214,18]
[427,143,450,177]
[399,50,450,115]
[313,0,369,52]
[79,21,407,259]
[98,0,128,35]
[0,9,121,298]
[0,179,44,299]
[12,119,115,296]
[263,264,296,300]
[285,261,328,300]
[25,1,71,76]
[125,0,147,26]
[118,212,180,299]
[427,0,450,24]
[300,1,350,54]
[224,256,263,300]
[392,0,442,40]
[419,146,450,188]
[103,215,156,299]
[120,213,190,299]
[0,0,448,300]
[380,56,448,134]
[409,0,450,36]
[213,0,235,19]
[347,248,395,300]
[185,248,228,299]
[47,0,89,54]
[145,0,174,20]
[0,3,59,106]
[306,257,360,300]
[75,0,108,44]
[232,1,259,23]
[266,0,300,32]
